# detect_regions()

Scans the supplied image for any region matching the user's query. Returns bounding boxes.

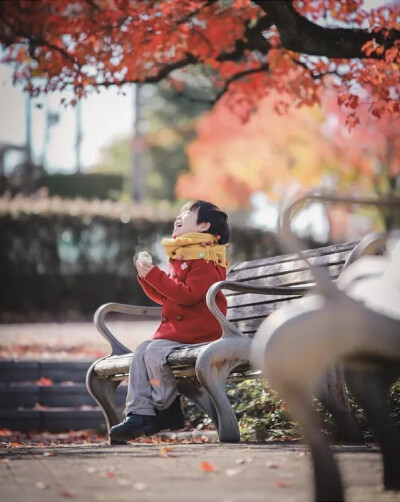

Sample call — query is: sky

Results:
[0,65,134,173]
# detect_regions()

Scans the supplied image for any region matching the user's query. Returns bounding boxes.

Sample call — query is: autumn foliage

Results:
[0,0,398,123]
[176,88,400,210]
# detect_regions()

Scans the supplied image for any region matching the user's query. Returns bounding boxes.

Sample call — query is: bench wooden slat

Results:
[227,292,304,309]
[228,299,302,323]
[228,241,356,273]
[232,317,268,335]
[94,344,206,379]
[227,264,343,289]
[228,254,347,282]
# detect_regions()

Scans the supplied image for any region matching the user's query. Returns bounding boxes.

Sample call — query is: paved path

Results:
[0,321,158,358]
[1,442,400,502]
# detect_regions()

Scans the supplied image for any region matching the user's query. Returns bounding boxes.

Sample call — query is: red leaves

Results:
[345,112,361,132]
[0,1,398,133]
[36,377,53,386]
[385,46,399,64]
[370,105,384,120]
[337,93,359,110]
[200,461,216,472]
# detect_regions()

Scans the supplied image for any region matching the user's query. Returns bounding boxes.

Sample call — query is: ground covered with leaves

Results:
[2,336,400,446]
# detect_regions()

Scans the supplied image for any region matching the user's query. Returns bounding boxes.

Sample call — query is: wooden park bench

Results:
[87,239,365,444]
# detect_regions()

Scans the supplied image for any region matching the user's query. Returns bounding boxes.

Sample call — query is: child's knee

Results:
[134,340,151,358]
[143,342,165,368]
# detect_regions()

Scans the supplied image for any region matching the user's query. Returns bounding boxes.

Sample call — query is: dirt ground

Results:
[2,322,400,501]
[2,442,400,502]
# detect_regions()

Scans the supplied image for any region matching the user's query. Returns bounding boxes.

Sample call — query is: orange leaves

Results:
[362,38,384,57]
[362,39,400,67]
[159,446,173,457]
[385,45,400,65]
[200,461,216,472]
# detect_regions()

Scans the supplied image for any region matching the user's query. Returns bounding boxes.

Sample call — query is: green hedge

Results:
[0,196,282,321]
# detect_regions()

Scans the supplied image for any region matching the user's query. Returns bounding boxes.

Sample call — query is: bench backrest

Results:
[225,241,357,338]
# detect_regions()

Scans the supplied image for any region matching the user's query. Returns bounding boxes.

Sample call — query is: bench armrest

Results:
[206,281,312,339]
[94,302,162,356]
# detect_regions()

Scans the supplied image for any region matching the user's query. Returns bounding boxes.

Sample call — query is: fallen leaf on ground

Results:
[266,461,281,469]
[225,468,242,476]
[275,479,293,488]
[159,446,173,457]
[86,467,98,474]
[105,469,115,477]
[36,377,53,386]
[34,403,50,410]
[201,461,215,472]
[236,457,253,464]
[117,478,132,486]
[60,490,74,497]
[133,482,147,491]
[36,481,49,489]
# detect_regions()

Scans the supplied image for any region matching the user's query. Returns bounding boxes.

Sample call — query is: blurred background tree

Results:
[91,84,210,202]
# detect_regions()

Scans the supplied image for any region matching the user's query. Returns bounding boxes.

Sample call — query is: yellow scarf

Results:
[161,232,228,267]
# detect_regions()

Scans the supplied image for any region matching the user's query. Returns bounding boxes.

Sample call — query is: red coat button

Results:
[173,273,178,278]
[177,315,183,321]
[162,317,168,323]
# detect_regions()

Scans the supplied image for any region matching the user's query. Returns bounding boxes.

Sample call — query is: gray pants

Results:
[125,339,186,416]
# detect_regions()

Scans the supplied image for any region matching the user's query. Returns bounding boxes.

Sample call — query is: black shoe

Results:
[109,414,158,442]
[155,396,185,431]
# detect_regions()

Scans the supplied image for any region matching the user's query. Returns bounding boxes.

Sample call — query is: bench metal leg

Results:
[195,336,251,443]
[177,378,219,428]
[86,360,124,439]
[346,366,400,491]
[320,366,363,443]
[282,386,344,502]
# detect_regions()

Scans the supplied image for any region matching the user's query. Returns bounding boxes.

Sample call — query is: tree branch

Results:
[143,54,198,83]
[254,0,400,59]
[217,15,272,61]
[214,63,270,103]
[173,0,219,27]
[1,16,81,71]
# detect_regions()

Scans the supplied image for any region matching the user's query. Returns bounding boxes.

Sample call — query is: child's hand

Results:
[136,260,154,279]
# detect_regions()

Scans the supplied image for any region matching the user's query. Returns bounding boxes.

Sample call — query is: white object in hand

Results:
[138,251,153,265]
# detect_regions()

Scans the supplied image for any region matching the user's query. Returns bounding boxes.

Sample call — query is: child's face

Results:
[173,206,208,237]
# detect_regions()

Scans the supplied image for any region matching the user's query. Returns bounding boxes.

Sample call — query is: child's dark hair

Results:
[188,200,231,244]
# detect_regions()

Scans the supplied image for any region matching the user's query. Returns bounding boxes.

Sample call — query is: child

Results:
[110,200,230,442]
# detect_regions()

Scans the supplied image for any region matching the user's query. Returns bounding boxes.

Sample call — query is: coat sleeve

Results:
[137,275,164,305]
[144,261,221,306]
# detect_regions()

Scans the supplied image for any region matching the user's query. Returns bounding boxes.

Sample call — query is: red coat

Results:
[137,259,227,344]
